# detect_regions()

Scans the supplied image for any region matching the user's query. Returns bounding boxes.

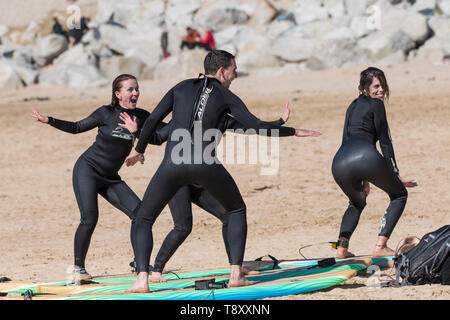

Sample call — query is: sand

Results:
[0,59,449,301]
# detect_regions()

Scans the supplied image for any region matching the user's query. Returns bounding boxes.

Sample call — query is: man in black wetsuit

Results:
[125,50,321,292]
[147,105,290,282]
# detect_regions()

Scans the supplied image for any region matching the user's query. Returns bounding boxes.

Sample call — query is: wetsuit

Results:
[152,115,286,273]
[331,95,407,240]
[132,76,296,273]
[47,104,166,268]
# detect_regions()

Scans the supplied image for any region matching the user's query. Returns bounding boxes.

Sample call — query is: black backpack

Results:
[394,225,450,286]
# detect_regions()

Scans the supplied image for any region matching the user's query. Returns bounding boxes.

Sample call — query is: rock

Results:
[236,41,282,72]
[411,0,437,16]
[270,27,316,62]
[123,31,164,70]
[437,0,450,16]
[194,0,250,31]
[381,9,430,44]
[164,0,203,29]
[323,0,346,19]
[243,0,279,29]
[97,24,133,55]
[95,0,165,27]
[39,64,108,89]
[415,36,450,61]
[51,43,97,68]
[289,0,329,24]
[100,56,146,80]
[306,38,369,70]
[375,50,407,66]
[359,29,415,60]
[349,15,373,38]
[37,34,68,65]
[428,16,450,37]
[12,64,39,86]
[0,60,24,90]
[153,49,206,80]
[19,21,40,45]
[0,25,8,37]
[344,0,377,17]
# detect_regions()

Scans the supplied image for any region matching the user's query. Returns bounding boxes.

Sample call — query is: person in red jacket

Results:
[199,29,216,51]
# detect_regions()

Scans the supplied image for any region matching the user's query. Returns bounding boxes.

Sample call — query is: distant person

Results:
[198,29,216,51]
[68,17,90,48]
[52,17,67,38]
[161,31,170,59]
[331,67,418,259]
[180,27,200,50]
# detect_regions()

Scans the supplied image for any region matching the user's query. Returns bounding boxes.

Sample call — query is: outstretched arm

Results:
[31,107,100,134]
[225,93,321,137]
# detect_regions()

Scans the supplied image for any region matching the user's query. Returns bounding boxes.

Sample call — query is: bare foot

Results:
[242,266,260,275]
[228,265,255,288]
[336,249,355,259]
[373,245,395,257]
[149,271,167,283]
[125,272,150,294]
[228,277,255,288]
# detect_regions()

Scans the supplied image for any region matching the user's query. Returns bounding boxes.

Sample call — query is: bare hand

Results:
[281,101,290,123]
[125,150,145,167]
[118,112,138,134]
[363,180,370,196]
[295,129,321,137]
[399,176,418,188]
[31,108,48,123]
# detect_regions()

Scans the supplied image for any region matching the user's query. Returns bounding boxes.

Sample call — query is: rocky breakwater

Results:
[0,0,449,90]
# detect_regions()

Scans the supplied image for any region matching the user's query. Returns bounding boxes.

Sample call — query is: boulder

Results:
[100,56,146,81]
[194,0,250,31]
[164,0,203,29]
[289,0,329,24]
[39,64,108,89]
[3,59,39,86]
[359,28,416,60]
[411,0,437,16]
[0,60,24,90]
[153,49,206,80]
[0,25,8,37]
[37,34,68,65]
[19,21,40,45]
[437,0,450,16]
[305,38,369,70]
[95,0,165,27]
[343,0,377,17]
[380,9,430,44]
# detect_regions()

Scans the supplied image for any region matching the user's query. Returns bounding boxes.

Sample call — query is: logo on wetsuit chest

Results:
[112,127,133,140]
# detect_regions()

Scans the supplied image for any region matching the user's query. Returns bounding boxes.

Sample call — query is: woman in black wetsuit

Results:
[31,74,168,282]
[331,67,418,259]
[125,50,321,292]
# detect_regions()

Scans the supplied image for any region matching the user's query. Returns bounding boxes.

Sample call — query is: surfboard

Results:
[33,257,370,295]
[0,255,385,296]
[0,257,370,300]
[59,269,358,300]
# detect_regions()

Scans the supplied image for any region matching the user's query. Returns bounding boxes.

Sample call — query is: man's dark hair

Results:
[204,50,235,75]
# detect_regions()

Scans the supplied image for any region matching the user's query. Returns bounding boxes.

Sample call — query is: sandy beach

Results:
[0,57,449,300]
